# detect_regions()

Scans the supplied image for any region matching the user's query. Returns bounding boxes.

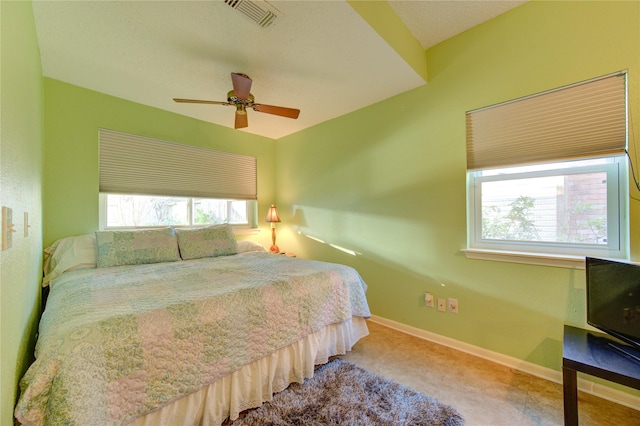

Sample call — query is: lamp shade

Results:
[265,205,281,223]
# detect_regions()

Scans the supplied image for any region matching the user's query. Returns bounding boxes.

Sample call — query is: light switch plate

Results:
[2,206,14,250]
[24,212,29,237]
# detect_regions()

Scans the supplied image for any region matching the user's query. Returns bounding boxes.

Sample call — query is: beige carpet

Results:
[340,321,640,426]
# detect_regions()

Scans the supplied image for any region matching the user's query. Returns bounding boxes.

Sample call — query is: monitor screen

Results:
[586,257,640,349]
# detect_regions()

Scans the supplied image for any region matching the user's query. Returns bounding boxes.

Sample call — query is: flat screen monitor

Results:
[586,257,640,352]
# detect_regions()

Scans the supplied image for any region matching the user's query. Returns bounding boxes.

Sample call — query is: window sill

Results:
[462,248,585,269]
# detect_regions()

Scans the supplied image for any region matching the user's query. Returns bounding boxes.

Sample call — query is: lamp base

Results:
[270,245,280,253]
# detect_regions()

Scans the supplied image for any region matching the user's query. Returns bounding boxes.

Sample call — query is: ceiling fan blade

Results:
[253,103,300,119]
[173,98,229,105]
[231,73,252,100]
[235,105,248,129]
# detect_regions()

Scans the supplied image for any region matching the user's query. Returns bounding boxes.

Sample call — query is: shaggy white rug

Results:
[232,359,464,425]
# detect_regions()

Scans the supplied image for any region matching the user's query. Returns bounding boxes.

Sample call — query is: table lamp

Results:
[265,205,281,253]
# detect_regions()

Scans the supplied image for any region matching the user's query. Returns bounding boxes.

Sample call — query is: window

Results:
[102,194,254,229]
[468,157,627,258]
[465,72,629,263]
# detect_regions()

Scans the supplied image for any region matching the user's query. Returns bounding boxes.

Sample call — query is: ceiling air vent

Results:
[224,0,280,28]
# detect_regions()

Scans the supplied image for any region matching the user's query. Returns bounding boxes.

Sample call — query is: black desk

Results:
[562,325,640,425]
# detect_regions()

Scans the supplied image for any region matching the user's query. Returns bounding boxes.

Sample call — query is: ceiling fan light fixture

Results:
[235,104,249,129]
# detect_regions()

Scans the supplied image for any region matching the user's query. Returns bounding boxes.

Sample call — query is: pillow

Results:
[237,240,267,253]
[175,224,238,260]
[95,227,180,268]
[42,234,97,286]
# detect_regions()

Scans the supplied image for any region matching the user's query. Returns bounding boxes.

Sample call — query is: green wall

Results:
[277,0,640,371]
[0,1,44,424]
[43,79,278,248]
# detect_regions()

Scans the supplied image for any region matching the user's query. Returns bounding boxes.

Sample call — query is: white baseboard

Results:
[369,315,640,411]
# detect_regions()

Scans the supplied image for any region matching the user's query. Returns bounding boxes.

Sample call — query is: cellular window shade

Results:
[99,129,257,200]
[466,72,627,170]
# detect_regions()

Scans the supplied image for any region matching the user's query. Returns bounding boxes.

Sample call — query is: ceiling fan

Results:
[173,72,300,129]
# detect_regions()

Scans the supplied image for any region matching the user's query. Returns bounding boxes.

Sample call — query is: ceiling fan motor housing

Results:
[227,90,255,107]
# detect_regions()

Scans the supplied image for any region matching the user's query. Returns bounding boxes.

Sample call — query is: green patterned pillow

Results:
[95,228,180,268]
[175,224,239,260]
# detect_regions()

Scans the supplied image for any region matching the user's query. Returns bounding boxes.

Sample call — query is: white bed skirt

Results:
[130,317,369,426]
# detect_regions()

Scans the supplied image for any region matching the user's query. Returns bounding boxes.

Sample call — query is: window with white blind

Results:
[98,129,258,229]
[465,72,629,264]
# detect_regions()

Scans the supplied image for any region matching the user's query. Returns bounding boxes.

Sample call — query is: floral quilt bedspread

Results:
[15,252,371,426]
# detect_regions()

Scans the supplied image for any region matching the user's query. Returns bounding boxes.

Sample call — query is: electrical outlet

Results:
[448,298,459,313]
[424,292,434,308]
[437,298,446,312]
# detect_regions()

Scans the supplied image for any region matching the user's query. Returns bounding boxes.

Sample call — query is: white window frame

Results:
[465,157,629,268]
[99,193,258,233]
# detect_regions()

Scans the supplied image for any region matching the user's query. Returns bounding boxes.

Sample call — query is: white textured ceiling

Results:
[32,0,525,140]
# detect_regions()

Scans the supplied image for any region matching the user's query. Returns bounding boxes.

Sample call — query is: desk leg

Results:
[563,366,578,426]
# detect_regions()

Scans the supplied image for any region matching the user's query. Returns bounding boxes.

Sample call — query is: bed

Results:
[14,225,371,426]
